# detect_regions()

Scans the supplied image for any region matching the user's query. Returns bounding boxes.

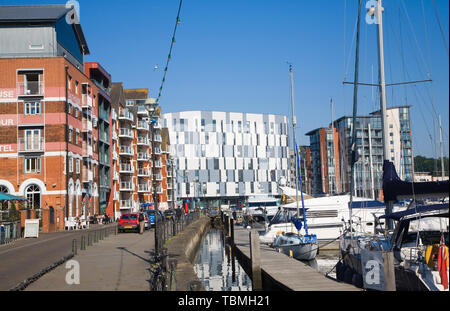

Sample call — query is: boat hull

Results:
[276,243,318,261]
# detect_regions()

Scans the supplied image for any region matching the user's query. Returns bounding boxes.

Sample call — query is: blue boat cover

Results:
[379,203,449,221]
[383,160,449,202]
[349,200,385,209]
[291,217,303,231]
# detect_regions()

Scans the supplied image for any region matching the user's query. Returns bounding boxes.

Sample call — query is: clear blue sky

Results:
[3,0,449,157]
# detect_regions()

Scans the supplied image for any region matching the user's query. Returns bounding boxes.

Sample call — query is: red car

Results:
[118,213,141,233]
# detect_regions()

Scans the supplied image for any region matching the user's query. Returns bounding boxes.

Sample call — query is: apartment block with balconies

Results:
[0,5,100,232]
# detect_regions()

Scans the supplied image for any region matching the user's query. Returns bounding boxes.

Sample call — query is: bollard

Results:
[88,233,92,246]
[72,239,77,255]
[187,280,202,291]
[168,259,178,291]
[81,235,86,250]
[249,230,262,291]
[94,231,98,243]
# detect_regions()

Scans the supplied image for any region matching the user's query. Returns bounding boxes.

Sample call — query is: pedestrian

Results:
[138,210,145,234]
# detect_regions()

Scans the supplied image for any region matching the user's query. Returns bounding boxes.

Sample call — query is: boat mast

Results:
[439,114,445,178]
[331,98,337,194]
[349,0,363,237]
[288,63,300,218]
[371,0,393,228]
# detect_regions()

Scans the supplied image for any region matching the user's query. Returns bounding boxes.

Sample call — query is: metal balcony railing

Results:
[119,163,133,173]
[120,181,133,191]
[138,152,149,161]
[138,184,150,192]
[120,200,133,209]
[137,121,149,131]
[18,138,44,153]
[17,81,44,96]
[119,110,134,122]
[138,168,149,176]
[119,128,133,138]
[119,146,133,156]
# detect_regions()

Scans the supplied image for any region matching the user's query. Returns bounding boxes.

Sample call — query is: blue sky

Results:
[3,0,449,157]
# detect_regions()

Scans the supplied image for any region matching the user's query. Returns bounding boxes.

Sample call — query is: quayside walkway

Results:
[233,226,360,291]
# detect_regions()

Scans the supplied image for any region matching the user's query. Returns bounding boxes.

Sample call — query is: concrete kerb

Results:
[165,216,210,291]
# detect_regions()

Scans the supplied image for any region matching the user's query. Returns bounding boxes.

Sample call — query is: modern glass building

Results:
[163,111,290,207]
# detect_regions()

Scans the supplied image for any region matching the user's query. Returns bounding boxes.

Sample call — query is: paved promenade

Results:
[24,229,155,291]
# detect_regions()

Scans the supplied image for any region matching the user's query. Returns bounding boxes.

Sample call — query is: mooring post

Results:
[72,239,77,255]
[249,230,262,291]
[230,216,235,245]
[382,251,396,291]
[81,235,86,250]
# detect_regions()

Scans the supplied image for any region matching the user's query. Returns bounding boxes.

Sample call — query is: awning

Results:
[0,193,27,201]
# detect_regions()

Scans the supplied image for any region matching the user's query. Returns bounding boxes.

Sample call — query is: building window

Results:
[201,119,205,132]
[25,157,41,173]
[69,156,73,173]
[24,129,41,151]
[25,184,41,209]
[126,100,134,107]
[76,159,80,174]
[68,128,72,142]
[24,102,41,115]
[75,132,79,145]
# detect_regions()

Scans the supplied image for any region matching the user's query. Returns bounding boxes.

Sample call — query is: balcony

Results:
[17,81,44,97]
[119,163,133,173]
[137,106,149,116]
[120,200,133,210]
[18,138,44,153]
[82,119,93,132]
[156,187,163,194]
[154,174,162,181]
[154,161,162,168]
[113,150,118,161]
[113,170,119,181]
[112,130,118,141]
[119,146,133,156]
[138,184,150,192]
[153,120,161,129]
[153,148,161,155]
[119,110,134,122]
[153,135,162,142]
[137,121,149,131]
[120,181,133,191]
[137,136,149,146]
[82,94,93,108]
[137,152,149,161]
[138,168,150,177]
[119,128,133,139]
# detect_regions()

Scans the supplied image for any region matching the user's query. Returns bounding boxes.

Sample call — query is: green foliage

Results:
[414,156,449,176]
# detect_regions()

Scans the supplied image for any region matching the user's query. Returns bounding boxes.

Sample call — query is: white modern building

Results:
[163,111,290,207]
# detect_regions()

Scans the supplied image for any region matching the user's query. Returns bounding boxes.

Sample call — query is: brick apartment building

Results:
[0,5,100,231]
[0,5,176,231]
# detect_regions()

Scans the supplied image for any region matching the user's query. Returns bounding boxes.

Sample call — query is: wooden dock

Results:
[232,226,360,291]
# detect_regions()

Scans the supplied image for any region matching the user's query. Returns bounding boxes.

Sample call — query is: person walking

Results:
[138,211,145,234]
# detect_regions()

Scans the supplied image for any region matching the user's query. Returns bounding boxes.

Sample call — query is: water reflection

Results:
[194,229,252,291]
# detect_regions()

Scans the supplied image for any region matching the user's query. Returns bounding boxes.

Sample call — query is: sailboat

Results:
[270,64,318,261]
[337,0,449,291]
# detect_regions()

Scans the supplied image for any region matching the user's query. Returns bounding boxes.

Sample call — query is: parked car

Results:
[118,213,141,233]
[163,209,175,221]
[144,209,163,228]
[144,214,150,230]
